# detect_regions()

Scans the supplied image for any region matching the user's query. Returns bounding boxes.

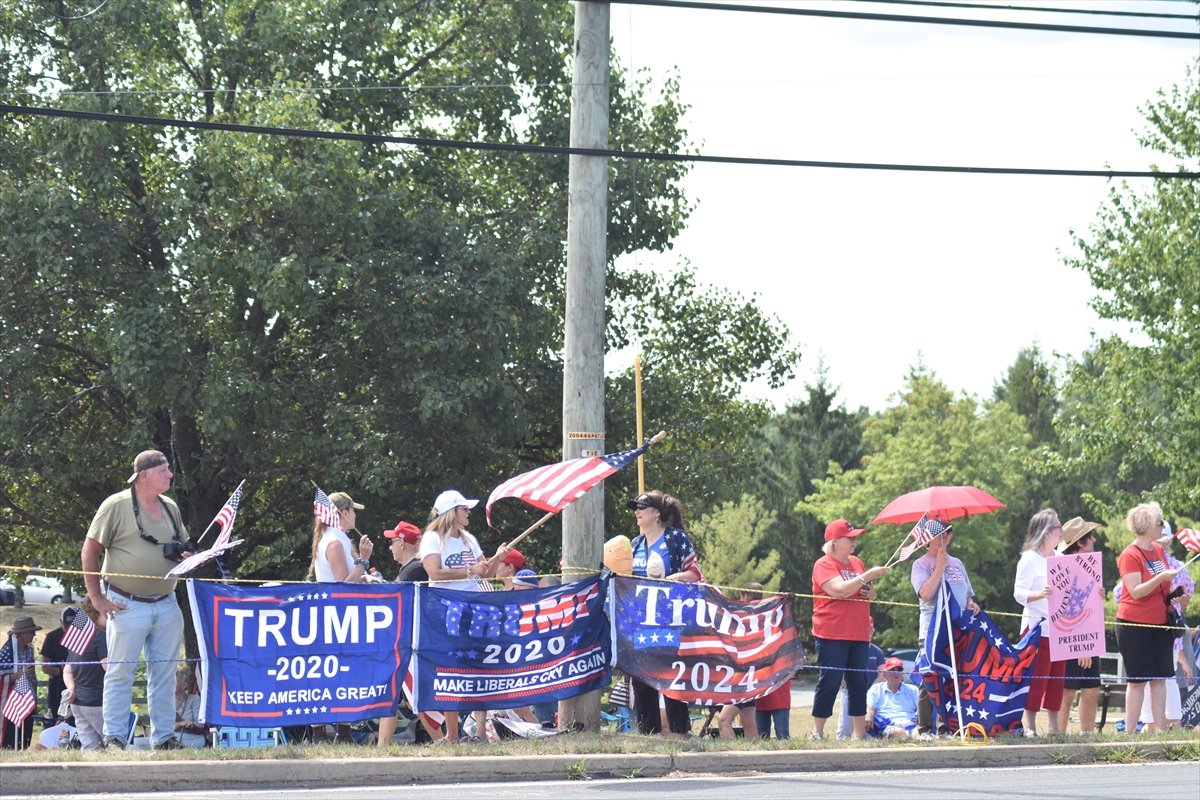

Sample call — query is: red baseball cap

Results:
[881,657,905,671]
[383,521,422,544]
[824,519,866,541]
[501,548,526,569]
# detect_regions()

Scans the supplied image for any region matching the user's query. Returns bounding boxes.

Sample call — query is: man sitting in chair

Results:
[866,657,919,738]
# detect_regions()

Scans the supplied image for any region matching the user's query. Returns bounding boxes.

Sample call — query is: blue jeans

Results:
[812,637,868,720]
[102,590,183,745]
[755,708,790,739]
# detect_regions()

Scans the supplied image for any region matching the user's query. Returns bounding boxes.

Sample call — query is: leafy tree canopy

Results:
[797,370,1032,648]
[0,2,793,583]
[689,494,782,594]
[1062,61,1200,513]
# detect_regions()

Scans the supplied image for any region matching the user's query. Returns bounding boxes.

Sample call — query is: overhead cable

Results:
[612,0,1200,39]
[3,103,1196,180]
[850,0,1200,21]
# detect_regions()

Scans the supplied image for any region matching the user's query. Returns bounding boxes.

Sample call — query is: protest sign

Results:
[1047,552,1106,662]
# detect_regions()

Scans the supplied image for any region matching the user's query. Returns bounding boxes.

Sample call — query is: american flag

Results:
[896,514,951,562]
[60,609,96,656]
[1176,527,1200,553]
[1,674,35,725]
[486,439,653,528]
[313,487,341,528]
[212,481,245,547]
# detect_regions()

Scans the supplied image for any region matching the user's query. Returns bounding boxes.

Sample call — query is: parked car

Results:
[0,575,66,604]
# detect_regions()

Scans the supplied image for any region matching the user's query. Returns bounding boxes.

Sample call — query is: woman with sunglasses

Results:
[626,490,702,735]
[1013,508,1066,735]
[1116,502,1181,733]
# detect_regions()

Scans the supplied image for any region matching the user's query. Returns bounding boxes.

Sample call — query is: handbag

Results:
[1165,599,1185,631]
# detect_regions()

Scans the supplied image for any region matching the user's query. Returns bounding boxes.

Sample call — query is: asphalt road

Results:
[15,762,1197,800]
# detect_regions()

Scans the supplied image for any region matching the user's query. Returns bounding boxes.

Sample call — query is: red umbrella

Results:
[872,485,1005,525]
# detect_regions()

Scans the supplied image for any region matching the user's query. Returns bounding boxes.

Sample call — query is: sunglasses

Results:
[633,503,650,511]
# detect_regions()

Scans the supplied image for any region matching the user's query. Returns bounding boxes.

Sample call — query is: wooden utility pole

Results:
[559,0,609,732]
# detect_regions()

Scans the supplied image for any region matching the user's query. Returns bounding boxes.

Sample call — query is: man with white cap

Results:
[81,449,194,750]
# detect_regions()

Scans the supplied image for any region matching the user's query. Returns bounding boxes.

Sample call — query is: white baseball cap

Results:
[434,489,478,516]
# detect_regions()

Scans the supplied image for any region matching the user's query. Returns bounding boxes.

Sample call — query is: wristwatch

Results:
[353,558,369,568]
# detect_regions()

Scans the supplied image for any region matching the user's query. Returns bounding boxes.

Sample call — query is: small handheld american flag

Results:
[212,481,245,548]
[1176,527,1200,553]
[1,674,36,725]
[61,609,97,656]
[895,514,952,563]
[313,487,342,529]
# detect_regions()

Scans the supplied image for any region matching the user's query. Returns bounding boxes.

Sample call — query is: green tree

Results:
[993,345,1059,448]
[0,1,708,579]
[797,371,1033,648]
[689,494,782,593]
[743,373,867,634]
[1061,61,1200,513]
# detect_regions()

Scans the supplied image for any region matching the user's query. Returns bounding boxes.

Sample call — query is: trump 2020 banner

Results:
[919,587,1039,736]
[611,576,804,705]
[412,574,611,711]
[1047,552,1106,662]
[188,580,412,726]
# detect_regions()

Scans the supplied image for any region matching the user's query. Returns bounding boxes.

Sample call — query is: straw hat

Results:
[1056,517,1100,553]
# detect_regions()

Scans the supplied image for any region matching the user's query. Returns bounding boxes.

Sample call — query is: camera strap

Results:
[130,486,182,546]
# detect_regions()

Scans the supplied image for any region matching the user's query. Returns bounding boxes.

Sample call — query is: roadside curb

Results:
[0,740,1191,796]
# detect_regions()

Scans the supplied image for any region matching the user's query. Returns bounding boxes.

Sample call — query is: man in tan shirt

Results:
[82,450,193,750]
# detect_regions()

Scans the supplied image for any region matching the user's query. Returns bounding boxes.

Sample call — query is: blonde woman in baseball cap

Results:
[419,490,511,741]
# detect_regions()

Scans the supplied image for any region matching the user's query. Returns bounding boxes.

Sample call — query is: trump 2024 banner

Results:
[189,580,412,726]
[920,588,1039,736]
[412,574,611,711]
[611,576,804,705]
[1046,552,1106,662]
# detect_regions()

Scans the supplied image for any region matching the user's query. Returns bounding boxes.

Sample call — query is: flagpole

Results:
[940,583,967,738]
[635,355,645,494]
[195,480,245,545]
[502,431,669,551]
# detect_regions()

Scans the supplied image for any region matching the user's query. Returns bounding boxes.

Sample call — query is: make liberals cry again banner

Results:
[412,574,611,711]
[611,576,804,705]
[189,581,413,726]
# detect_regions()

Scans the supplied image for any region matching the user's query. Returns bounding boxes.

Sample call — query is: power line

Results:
[851,0,1200,21]
[613,0,1200,39]
[3,103,1196,180]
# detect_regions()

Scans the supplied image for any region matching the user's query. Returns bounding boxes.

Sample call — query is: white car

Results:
[0,575,67,605]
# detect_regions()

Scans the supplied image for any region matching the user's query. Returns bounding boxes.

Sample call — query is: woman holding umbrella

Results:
[1013,508,1065,735]
[810,519,890,739]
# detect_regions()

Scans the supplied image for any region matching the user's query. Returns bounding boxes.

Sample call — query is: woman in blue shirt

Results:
[628,491,702,735]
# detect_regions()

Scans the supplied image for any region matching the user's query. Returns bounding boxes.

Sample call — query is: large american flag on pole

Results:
[1,674,35,725]
[313,486,341,528]
[896,514,952,563]
[212,481,245,548]
[486,439,653,528]
[60,609,96,656]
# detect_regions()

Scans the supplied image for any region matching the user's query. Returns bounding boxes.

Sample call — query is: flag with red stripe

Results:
[313,487,341,528]
[1,674,35,725]
[1177,527,1200,553]
[486,440,653,528]
[212,481,245,548]
[60,609,96,656]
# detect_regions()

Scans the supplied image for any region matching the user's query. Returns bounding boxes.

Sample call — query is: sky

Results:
[606,0,1198,412]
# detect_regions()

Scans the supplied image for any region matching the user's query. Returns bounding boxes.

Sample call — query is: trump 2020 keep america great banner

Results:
[611,576,804,705]
[412,574,611,711]
[189,580,412,726]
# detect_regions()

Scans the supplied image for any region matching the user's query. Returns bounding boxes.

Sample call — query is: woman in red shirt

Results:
[810,519,890,739]
[1116,501,1181,733]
